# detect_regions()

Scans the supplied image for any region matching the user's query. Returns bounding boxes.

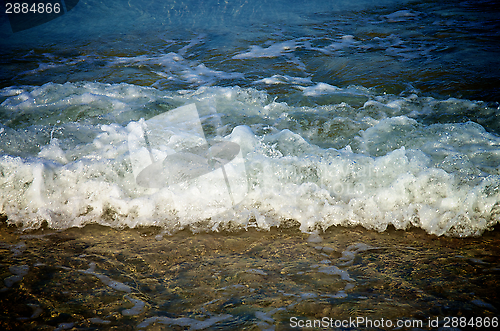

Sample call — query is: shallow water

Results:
[1,0,500,329]
[1,222,499,330]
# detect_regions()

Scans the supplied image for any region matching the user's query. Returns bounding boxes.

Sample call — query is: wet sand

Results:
[1,220,499,330]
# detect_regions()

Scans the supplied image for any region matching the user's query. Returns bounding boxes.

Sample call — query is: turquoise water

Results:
[0,0,499,329]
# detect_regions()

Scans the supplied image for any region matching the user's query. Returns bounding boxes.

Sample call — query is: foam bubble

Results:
[253,75,312,85]
[233,41,299,59]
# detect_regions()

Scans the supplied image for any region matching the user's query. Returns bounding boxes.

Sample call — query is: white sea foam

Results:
[317,265,354,281]
[253,74,312,85]
[382,10,420,22]
[79,262,132,292]
[0,82,499,237]
[122,295,147,316]
[232,41,299,59]
[297,83,371,97]
[309,35,359,55]
[16,50,243,88]
[112,52,244,86]
[228,32,434,65]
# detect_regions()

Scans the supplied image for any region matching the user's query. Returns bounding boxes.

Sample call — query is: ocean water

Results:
[1,0,499,330]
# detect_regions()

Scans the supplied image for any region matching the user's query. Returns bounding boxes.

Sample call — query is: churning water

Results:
[1,0,499,330]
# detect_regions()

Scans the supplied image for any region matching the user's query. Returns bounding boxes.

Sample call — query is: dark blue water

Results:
[1,0,499,101]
